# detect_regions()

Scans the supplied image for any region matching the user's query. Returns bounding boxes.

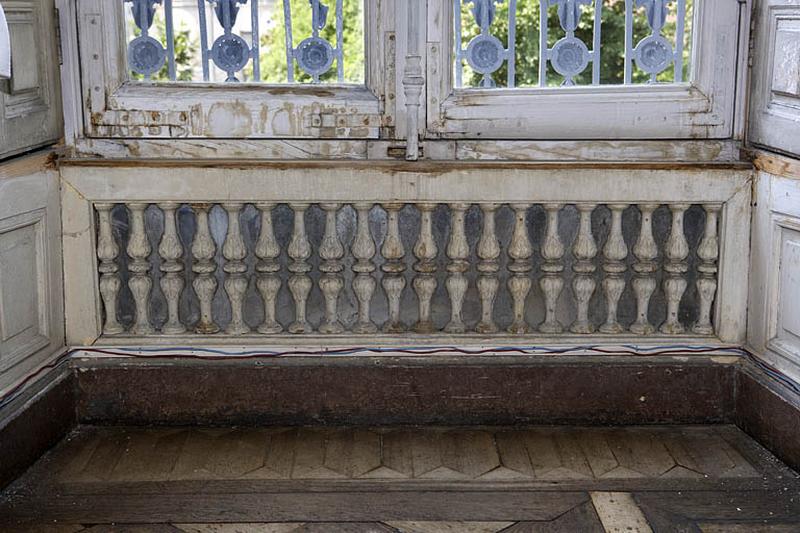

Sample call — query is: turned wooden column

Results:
[475,204,500,334]
[318,203,345,334]
[445,203,470,333]
[158,202,186,334]
[254,203,282,334]
[351,203,378,334]
[96,203,123,335]
[191,203,220,334]
[127,203,153,335]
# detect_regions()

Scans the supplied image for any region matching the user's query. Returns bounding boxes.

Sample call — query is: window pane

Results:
[454,0,693,88]
[123,0,365,84]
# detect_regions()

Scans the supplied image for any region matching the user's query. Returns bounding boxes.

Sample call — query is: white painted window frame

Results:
[73,0,392,140]
[425,0,743,140]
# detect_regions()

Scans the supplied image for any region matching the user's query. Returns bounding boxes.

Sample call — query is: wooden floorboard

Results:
[1,425,798,532]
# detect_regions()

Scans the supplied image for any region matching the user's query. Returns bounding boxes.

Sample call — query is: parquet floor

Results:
[1,425,799,532]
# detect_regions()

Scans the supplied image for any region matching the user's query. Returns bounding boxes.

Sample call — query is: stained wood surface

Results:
[1,425,798,532]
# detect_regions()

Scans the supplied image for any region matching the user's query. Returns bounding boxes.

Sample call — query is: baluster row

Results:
[94,202,721,337]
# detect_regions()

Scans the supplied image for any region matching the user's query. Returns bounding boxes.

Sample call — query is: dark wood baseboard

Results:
[0,365,75,489]
[73,355,738,426]
[735,362,800,472]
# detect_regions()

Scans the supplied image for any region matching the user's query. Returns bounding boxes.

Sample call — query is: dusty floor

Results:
[1,425,799,532]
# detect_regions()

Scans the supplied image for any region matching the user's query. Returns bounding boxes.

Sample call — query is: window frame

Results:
[424,0,743,140]
[75,0,391,140]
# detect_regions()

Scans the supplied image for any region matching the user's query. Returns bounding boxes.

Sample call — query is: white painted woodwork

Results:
[255,203,283,335]
[351,203,378,334]
[287,203,313,334]
[158,202,185,335]
[190,204,220,334]
[126,203,154,335]
[507,203,532,334]
[631,204,659,335]
[0,0,63,158]
[661,204,690,335]
[382,203,407,334]
[539,204,564,334]
[412,203,437,333]
[445,203,469,334]
[748,0,800,157]
[748,154,800,383]
[318,203,345,334]
[570,204,597,334]
[59,163,752,346]
[222,203,249,335]
[600,204,628,334]
[95,203,123,335]
[694,204,720,335]
[0,153,64,395]
[475,203,500,334]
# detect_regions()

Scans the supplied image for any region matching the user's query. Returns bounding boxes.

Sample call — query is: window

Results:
[123,0,366,84]
[75,0,386,140]
[426,0,742,139]
[68,0,744,146]
[454,0,693,88]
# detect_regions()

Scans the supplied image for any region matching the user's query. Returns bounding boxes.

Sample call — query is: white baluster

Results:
[255,203,282,334]
[319,203,345,334]
[476,204,500,334]
[570,204,598,334]
[96,203,123,335]
[413,203,438,333]
[661,203,690,334]
[222,203,249,335]
[445,203,470,333]
[158,202,186,334]
[191,204,219,334]
[693,204,720,335]
[507,203,532,334]
[288,203,312,334]
[539,203,565,334]
[351,203,377,334]
[381,203,407,333]
[600,204,629,334]
[630,204,659,335]
[127,203,154,335]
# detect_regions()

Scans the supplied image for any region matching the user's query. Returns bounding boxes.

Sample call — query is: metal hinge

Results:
[54,7,63,66]
[746,2,757,68]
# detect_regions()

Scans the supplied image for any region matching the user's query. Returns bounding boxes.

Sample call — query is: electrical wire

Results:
[1,343,797,412]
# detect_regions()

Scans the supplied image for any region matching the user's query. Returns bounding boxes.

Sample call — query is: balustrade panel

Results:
[94,201,716,340]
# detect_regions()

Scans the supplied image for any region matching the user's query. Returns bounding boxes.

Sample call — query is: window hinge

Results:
[746,2,757,68]
[54,7,63,66]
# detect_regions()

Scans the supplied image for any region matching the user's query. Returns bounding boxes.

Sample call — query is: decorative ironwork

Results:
[628,0,687,83]
[540,0,600,86]
[455,0,517,88]
[284,0,344,83]
[126,0,168,79]
[455,0,690,88]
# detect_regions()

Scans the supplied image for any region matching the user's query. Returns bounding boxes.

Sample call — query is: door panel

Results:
[0,0,62,159]
[747,1,800,382]
[748,0,800,156]
[0,153,64,394]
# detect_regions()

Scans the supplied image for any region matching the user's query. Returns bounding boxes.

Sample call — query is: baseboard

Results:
[73,355,738,426]
[735,360,800,472]
[0,363,75,489]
